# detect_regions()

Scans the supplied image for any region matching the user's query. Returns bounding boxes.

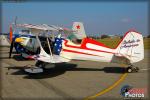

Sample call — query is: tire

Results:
[127,67,132,73]
[135,67,139,72]
[35,61,44,67]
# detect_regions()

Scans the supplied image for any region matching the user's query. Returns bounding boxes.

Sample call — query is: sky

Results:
[1,1,148,36]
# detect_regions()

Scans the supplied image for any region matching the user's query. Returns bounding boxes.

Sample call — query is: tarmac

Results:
[0,47,149,100]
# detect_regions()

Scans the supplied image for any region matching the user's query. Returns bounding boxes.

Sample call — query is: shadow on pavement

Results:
[5,63,126,79]
[12,55,30,61]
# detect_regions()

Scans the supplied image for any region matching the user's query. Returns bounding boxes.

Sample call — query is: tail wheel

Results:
[127,67,132,73]
[126,66,139,73]
[134,67,139,72]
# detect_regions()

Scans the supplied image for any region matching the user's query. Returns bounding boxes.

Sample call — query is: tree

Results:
[147,34,150,38]
[100,34,110,39]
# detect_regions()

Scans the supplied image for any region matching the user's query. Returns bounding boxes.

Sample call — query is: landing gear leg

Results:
[126,64,139,73]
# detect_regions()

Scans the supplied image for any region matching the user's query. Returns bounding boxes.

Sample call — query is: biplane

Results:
[9,22,144,73]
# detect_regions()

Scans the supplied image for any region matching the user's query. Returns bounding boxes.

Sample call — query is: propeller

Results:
[9,39,14,58]
[9,24,13,43]
[9,24,14,58]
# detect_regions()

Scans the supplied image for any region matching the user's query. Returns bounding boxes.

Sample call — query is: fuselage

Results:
[60,38,117,63]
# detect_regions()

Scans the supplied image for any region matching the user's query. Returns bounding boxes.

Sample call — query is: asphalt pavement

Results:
[0,47,149,100]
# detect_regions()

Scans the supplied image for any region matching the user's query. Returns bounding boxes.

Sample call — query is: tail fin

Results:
[72,22,86,39]
[116,30,144,63]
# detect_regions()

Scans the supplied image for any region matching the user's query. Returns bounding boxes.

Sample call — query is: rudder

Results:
[116,30,144,63]
[72,22,86,39]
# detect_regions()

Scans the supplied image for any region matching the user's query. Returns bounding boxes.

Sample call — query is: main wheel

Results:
[35,61,55,69]
[35,61,44,67]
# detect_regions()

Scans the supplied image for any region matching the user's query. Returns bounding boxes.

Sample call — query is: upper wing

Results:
[16,24,58,32]
[15,23,76,37]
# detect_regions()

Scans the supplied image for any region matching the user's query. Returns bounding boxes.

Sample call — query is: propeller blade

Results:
[9,24,13,43]
[9,40,14,58]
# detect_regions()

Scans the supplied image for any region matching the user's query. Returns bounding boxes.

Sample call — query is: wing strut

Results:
[46,37,54,62]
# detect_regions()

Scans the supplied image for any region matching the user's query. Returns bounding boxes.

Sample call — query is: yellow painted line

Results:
[84,73,128,100]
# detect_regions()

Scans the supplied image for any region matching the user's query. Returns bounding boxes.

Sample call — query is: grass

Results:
[143,38,150,49]
[96,37,150,49]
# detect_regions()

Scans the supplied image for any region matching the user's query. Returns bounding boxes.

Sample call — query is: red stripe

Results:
[62,49,107,57]
[64,40,115,54]
[26,56,35,59]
